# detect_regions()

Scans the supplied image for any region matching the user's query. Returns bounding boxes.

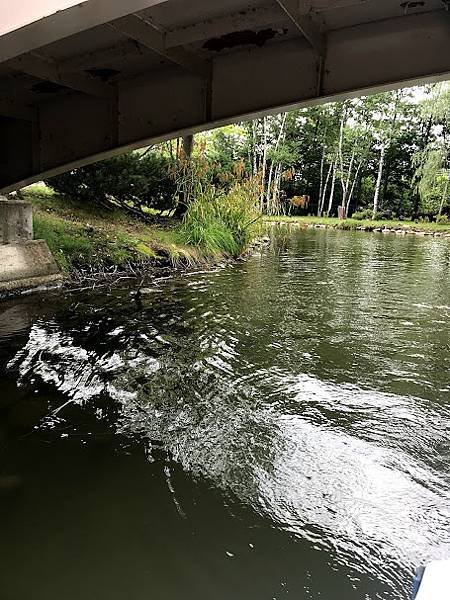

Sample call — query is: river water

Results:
[0,227,449,600]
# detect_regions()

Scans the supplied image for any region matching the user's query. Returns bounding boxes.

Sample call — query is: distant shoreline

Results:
[265,216,450,238]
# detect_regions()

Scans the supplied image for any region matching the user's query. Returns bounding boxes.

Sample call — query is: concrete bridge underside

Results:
[0,0,449,193]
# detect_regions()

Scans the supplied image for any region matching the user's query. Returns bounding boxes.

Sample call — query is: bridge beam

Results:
[109,15,210,77]
[0,0,171,65]
[0,2,448,193]
[276,0,327,57]
[7,54,114,98]
[0,99,36,121]
[165,6,285,48]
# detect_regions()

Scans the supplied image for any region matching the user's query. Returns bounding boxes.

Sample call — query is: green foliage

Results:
[46,151,176,216]
[208,126,248,184]
[354,207,399,221]
[212,84,449,220]
[29,193,194,273]
[170,139,213,214]
[33,212,138,271]
[29,181,263,274]
[22,183,55,197]
[415,147,449,213]
[265,214,450,233]
[33,82,450,242]
[412,83,450,216]
[180,181,261,257]
[374,209,396,220]
[436,214,449,224]
[352,209,373,220]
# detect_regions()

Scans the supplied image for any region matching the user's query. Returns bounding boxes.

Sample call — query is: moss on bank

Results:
[265,215,450,235]
[25,189,202,274]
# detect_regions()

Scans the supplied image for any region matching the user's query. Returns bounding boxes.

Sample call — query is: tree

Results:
[51,82,449,223]
[413,83,450,217]
[46,151,177,218]
[417,148,450,215]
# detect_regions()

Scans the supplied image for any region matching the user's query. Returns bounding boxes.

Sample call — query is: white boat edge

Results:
[413,561,450,600]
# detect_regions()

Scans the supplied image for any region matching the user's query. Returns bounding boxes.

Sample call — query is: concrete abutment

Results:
[0,197,62,296]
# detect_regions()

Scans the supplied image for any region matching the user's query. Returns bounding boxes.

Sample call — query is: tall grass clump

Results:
[180,181,262,257]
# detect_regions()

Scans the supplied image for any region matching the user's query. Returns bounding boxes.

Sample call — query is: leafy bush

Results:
[436,214,449,224]
[375,209,396,220]
[351,209,373,220]
[352,208,399,221]
[46,152,176,217]
[180,181,261,256]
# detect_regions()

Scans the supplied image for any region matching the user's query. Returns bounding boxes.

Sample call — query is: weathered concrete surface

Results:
[0,240,63,294]
[0,197,33,244]
[0,0,448,192]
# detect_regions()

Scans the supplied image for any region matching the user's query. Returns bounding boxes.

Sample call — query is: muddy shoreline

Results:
[0,237,270,302]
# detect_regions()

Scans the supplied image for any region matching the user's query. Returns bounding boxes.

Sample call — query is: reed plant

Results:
[180,180,262,257]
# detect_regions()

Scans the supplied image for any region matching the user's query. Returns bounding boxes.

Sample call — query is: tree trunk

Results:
[326,162,337,217]
[266,162,275,213]
[318,149,325,216]
[252,120,258,177]
[271,163,283,215]
[260,117,268,210]
[318,161,333,216]
[265,113,287,214]
[345,160,363,217]
[337,104,347,204]
[381,152,391,206]
[373,143,386,219]
[438,174,449,217]
[174,134,194,218]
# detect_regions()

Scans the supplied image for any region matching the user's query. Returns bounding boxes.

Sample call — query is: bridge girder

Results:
[0,0,449,192]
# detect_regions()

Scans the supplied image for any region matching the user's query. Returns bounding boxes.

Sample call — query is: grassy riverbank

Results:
[265,215,450,235]
[25,188,210,274]
[23,185,260,276]
[25,185,450,280]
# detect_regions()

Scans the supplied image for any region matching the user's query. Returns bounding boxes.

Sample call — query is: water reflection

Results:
[1,228,449,600]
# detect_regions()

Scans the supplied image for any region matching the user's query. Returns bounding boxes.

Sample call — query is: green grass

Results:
[24,188,202,273]
[22,182,55,197]
[23,185,259,275]
[180,183,262,257]
[265,215,450,234]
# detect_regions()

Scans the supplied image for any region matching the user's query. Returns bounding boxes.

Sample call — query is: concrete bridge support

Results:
[0,197,61,295]
[0,198,33,244]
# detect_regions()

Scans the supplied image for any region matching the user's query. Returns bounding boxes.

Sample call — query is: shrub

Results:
[180,181,261,257]
[352,209,397,221]
[46,151,176,217]
[436,214,449,224]
[375,209,395,220]
[351,208,373,220]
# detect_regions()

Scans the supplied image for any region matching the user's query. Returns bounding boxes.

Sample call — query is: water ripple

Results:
[2,227,449,600]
